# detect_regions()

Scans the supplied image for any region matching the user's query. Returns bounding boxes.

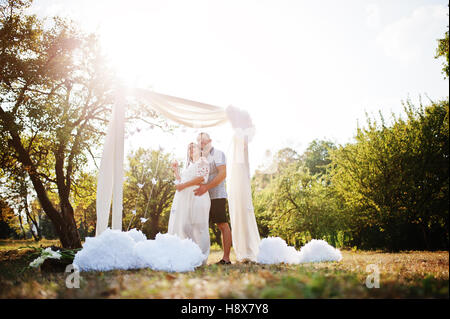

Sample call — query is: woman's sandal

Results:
[216,259,231,265]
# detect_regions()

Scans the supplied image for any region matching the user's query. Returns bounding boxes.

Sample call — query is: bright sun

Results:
[98,14,153,87]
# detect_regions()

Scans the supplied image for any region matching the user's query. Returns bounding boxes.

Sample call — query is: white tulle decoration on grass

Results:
[257,237,342,264]
[73,229,205,272]
[134,233,205,272]
[127,228,147,243]
[257,237,300,264]
[73,229,138,271]
[298,239,343,263]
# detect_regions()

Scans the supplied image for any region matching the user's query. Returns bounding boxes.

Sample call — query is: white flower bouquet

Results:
[20,246,81,272]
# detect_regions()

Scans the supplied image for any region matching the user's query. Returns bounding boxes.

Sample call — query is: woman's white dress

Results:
[168,158,211,263]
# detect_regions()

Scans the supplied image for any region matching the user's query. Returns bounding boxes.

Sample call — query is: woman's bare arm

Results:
[171,162,181,181]
[176,176,204,191]
[174,168,181,181]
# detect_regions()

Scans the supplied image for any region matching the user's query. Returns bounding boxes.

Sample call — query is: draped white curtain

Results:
[95,90,125,236]
[96,88,260,261]
[132,89,229,128]
[225,107,260,261]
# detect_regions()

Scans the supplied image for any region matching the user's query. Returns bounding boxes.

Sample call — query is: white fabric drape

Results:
[225,107,260,262]
[95,88,260,262]
[132,88,228,128]
[95,90,125,236]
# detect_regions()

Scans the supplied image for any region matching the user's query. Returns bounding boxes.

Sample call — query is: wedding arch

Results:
[95,87,261,262]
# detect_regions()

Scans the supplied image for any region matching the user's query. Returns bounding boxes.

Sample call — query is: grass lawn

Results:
[0,240,448,299]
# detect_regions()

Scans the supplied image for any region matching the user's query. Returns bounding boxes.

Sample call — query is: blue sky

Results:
[29,0,449,174]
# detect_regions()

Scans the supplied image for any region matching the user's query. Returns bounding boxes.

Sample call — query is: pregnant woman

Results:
[168,142,211,264]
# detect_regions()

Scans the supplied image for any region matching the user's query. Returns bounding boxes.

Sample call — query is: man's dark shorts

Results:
[209,198,229,224]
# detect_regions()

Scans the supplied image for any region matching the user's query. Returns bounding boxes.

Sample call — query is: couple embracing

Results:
[168,132,232,265]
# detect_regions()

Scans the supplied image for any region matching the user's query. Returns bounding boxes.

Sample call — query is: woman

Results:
[168,142,211,264]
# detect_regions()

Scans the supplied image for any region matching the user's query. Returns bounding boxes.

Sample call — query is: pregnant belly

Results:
[192,192,211,224]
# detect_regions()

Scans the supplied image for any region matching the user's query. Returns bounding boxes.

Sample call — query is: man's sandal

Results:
[216,259,231,265]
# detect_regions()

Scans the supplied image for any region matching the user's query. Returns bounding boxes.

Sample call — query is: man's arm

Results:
[206,165,226,190]
[194,165,226,196]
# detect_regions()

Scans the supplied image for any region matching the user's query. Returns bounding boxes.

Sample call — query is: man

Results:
[194,132,232,264]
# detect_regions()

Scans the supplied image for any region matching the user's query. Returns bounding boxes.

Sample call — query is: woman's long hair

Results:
[185,142,195,168]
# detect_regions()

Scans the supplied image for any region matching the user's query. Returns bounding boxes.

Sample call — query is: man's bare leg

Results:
[217,222,232,262]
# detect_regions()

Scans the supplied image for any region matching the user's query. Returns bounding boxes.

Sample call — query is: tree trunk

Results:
[421,223,430,250]
[23,196,40,241]
[149,211,160,239]
[50,201,82,249]
[17,213,27,239]
[0,107,82,249]
[25,213,38,241]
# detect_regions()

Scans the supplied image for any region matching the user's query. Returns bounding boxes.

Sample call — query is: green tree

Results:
[0,198,17,238]
[1,169,41,240]
[329,100,449,250]
[123,148,176,239]
[0,0,115,247]
[71,171,97,239]
[435,14,449,78]
[252,147,299,192]
[252,142,348,248]
[301,139,337,177]
[0,0,164,247]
